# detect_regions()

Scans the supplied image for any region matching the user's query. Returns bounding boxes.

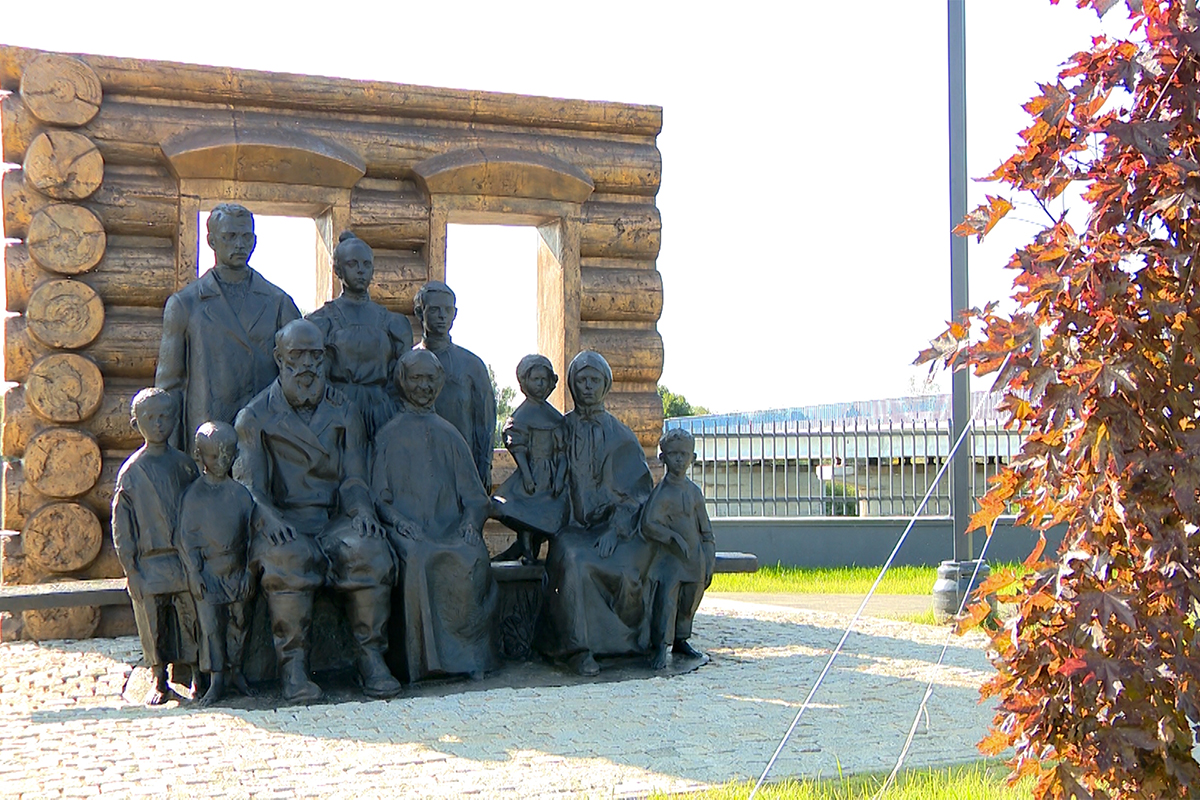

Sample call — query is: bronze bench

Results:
[0,552,759,615]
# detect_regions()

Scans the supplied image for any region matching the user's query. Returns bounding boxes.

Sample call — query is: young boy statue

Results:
[112,388,201,704]
[640,427,716,670]
[177,421,257,706]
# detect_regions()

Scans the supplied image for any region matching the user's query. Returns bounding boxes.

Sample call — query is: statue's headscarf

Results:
[567,350,613,406]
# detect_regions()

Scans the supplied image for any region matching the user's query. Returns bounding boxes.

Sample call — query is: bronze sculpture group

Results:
[112,204,713,706]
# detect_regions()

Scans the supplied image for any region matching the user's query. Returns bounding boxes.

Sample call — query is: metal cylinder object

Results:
[932,559,992,619]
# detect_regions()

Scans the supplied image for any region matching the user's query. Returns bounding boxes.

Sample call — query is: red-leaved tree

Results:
[918,1,1200,797]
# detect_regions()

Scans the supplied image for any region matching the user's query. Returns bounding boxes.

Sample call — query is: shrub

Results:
[821,480,858,517]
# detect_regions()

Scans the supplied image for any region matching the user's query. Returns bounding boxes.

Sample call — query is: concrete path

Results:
[706,592,933,618]
[0,597,996,799]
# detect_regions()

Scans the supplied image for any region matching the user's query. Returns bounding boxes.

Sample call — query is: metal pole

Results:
[948,0,972,562]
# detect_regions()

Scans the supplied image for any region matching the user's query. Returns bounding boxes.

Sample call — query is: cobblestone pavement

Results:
[0,597,996,799]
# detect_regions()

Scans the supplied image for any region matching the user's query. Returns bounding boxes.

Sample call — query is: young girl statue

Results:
[491,354,569,563]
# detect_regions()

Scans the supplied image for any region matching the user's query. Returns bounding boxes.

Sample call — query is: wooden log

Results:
[580,267,663,323]
[579,327,664,384]
[3,167,180,240]
[26,280,105,349]
[348,186,429,250]
[80,535,124,580]
[6,460,45,530]
[4,316,43,385]
[82,308,163,379]
[4,457,122,531]
[581,257,656,273]
[95,605,138,638]
[26,204,106,275]
[23,502,103,573]
[1,92,41,166]
[604,389,665,449]
[6,310,161,382]
[2,96,659,194]
[369,249,428,316]
[0,45,663,137]
[23,428,103,499]
[19,53,102,127]
[6,239,174,313]
[22,587,102,640]
[23,130,104,201]
[1,533,36,585]
[4,381,141,457]
[24,353,105,424]
[580,202,661,259]
[0,532,124,587]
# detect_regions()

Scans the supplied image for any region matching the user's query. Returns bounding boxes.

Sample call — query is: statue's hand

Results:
[458,522,482,545]
[596,530,620,558]
[352,512,387,540]
[395,520,420,540]
[189,579,205,601]
[523,476,537,495]
[261,512,296,546]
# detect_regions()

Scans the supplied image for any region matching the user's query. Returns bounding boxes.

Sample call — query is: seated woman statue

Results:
[372,349,500,683]
[306,231,413,438]
[535,350,656,676]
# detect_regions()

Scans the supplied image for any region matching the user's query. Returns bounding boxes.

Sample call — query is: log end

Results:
[23,502,103,573]
[19,54,102,127]
[23,131,104,201]
[27,204,107,275]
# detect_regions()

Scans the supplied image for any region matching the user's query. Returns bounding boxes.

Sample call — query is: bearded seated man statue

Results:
[233,319,401,703]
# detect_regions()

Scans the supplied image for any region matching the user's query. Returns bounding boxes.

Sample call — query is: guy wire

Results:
[870,529,998,799]
[747,357,1009,799]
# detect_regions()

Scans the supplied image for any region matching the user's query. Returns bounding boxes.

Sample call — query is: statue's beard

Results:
[282,369,324,409]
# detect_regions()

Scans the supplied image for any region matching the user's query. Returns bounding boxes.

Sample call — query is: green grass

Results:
[651,760,1031,799]
[893,607,944,626]
[710,563,1019,597]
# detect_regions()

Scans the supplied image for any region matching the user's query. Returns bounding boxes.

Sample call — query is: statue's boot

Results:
[348,587,402,699]
[267,591,322,704]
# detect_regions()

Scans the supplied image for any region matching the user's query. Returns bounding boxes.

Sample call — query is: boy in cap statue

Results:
[640,427,716,670]
[112,388,200,704]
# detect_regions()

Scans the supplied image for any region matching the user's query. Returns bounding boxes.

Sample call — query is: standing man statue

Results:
[413,281,497,489]
[233,319,400,703]
[156,203,302,451]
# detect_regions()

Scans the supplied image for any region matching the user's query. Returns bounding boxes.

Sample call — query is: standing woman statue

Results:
[306,231,414,438]
[535,351,655,676]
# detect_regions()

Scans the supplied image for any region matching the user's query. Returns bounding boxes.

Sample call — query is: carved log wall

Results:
[0,45,665,639]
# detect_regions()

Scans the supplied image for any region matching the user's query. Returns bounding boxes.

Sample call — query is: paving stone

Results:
[1,597,996,798]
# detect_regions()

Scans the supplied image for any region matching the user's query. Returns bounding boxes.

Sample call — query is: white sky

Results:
[2,0,1132,409]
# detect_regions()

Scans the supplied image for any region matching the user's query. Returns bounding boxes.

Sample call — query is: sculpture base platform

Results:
[240,561,549,684]
[124,644,709,707]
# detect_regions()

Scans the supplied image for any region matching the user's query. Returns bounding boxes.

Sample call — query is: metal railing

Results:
[664,417,1023,519]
